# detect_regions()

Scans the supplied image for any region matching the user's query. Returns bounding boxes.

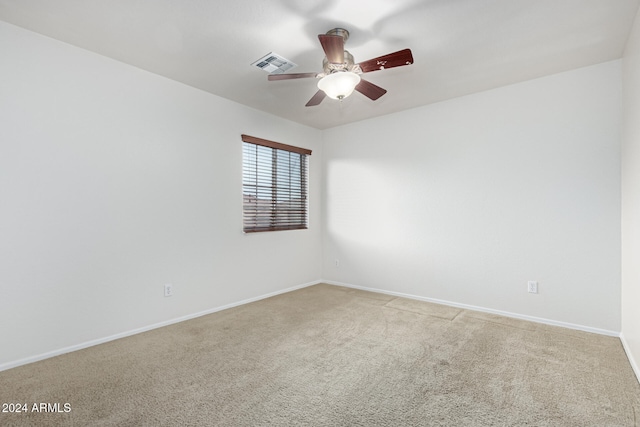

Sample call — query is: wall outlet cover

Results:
[164,284,173,297]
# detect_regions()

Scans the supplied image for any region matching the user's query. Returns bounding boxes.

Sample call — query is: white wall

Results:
[0,21,323,370]
[323,60,622,333]
[622,7,640,380]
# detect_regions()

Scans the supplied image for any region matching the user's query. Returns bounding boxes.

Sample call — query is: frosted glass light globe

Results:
[317,72,361,100]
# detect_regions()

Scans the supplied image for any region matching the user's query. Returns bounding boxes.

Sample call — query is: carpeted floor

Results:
[1,283,639,426]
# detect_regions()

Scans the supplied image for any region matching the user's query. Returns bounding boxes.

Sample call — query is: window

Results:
[241,134,312,233]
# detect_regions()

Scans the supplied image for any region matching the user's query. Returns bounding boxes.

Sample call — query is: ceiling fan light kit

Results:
[267,28,414,107]
[317,71,361,100]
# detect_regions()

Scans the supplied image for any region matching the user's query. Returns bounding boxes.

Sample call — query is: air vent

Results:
[251,52,297,74]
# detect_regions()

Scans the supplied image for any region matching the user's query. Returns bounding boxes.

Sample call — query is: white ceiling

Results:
[1,0,638,129]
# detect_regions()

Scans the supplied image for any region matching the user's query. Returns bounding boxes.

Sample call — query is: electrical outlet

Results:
[335,259,340,268]
[164,283,173,297]
[527,281,538,294]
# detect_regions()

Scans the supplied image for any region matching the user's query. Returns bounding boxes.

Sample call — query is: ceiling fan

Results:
[268,28,414,107]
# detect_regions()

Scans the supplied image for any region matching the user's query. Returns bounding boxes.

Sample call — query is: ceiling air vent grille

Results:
[251,52,297,74]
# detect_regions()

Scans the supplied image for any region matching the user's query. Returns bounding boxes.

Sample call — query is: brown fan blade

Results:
[268,73,319,81]
[357,49,414,73]
[355,79,387,101]
[305,90,326,107]
[318,34,344,64]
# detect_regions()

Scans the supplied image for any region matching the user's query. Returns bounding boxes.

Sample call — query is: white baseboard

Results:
[620,332,640,384]
[323,280,621,337]
[2,279,625,373]
[0,280,322,373]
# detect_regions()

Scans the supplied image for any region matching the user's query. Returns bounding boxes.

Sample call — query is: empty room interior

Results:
[2,0,640,425]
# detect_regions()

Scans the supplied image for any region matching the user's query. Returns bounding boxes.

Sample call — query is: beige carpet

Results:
[1,283,639,426]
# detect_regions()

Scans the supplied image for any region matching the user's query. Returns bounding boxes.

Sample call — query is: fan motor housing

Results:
[322,50,361,74]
